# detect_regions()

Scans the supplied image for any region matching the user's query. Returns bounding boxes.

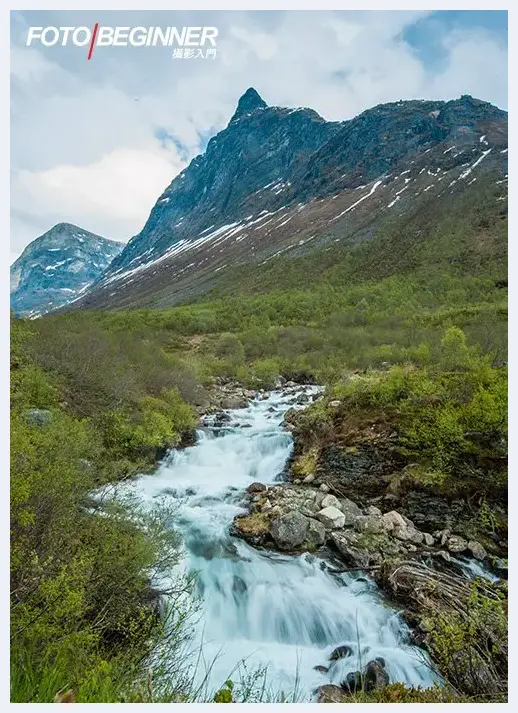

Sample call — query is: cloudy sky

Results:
[10,9,508,263]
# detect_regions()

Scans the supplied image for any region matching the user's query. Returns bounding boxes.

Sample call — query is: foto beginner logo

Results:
[26,25,218,60]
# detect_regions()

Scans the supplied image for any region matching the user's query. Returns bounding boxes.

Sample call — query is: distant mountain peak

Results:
[230,87,267,122]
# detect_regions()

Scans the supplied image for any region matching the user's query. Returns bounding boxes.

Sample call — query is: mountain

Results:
[10,223,123,317]
[67,90,507,311]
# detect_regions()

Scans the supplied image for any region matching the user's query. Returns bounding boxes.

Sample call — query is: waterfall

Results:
[125,387,438,700]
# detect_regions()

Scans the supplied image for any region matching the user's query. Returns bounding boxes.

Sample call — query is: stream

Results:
[123,386,438,700]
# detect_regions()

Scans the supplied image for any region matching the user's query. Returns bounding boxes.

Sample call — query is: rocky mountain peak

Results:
[230,87,268,123]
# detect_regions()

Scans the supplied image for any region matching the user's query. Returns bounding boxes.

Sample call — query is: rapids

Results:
[126,386,437,700]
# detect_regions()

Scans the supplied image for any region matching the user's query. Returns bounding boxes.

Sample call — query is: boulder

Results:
[314,665,328,674]
[321,494,342,510]
[307,518,326,546]
[331,531,374,568]
[447,535,468,553]
[270,511,309,550]
[355,515,385,535]
[341,671,363,694]
[24,408,52,427]
[340,498,363,525]
[329,644,353,661]
[316,506,346,530]
[316,685,348,703]
[364,505,382,517]
[247,482,267,494]
[381,510,407,532]
[468,540,487,560]
[364,658,390,692]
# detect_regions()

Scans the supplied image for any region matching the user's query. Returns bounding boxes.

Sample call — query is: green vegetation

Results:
[10,175,507,701]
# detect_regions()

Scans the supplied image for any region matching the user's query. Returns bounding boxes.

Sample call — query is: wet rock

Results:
[381,510,407,532]
[341,671,363,693]
[321,494,342,510]
[316,684,348,703]
[468,540,487,560]
[317,506,346,530]
[314,665,329,675]
[231,513,270,546]
[364,658,390,691]
[331,531,374,568]
[447,535,468,553]
[364,505,382,517]
[213,410,232,425]
[355,515,385,535]
[329,644,353,661]
[270,511,309,550]
[247,482,267,494]
[307,518,326,546]
[24,408,52,427]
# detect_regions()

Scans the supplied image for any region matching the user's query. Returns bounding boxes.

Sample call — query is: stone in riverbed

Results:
[247,482,267,494]
[307,518,326,546]
[364,505,382,517]
[303,473,316,483]
[381,510,407,532]
[364,658,390,691]
[316,506,345,529]
[447,535,468,553]
[320,483,330,493]
[270,510,309,550]
[468,540,487,560]
[316,684,348,703]
[355,515,385,535]
[331,531,373,568]
[340,498,363,525]
[329,644,353,661]
[321,494,342,510]
[423,533,435,547]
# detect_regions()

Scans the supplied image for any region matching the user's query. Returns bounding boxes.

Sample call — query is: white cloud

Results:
[10,10,507,255]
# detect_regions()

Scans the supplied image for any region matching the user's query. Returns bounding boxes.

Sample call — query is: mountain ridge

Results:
[10,222,123,317]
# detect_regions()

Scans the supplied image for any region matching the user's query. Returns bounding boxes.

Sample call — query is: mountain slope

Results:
[67,91,507,312]
[10,223,123,317]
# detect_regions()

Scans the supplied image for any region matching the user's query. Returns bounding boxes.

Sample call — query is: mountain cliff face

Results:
[68,89,508,311]
[10,223,123,317]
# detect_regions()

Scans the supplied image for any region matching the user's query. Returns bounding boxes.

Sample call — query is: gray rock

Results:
[342,671,363,693]
[261,498,272,513]
[319,484,330,493]
[331,531,374,568]
[364,505,382,517]
[316,506,345,530]
[307,518,326,546]
[328,400,342,408]
[24,408,52,427]
[321,494,341,510]
[468,540,487,560]
[423,533,435,547]
[354,515,385,534]
[270,511,309,550]
[303,473,316,484]
[340,498,363,526]
[381,510,407,531]
[447,535,468,553]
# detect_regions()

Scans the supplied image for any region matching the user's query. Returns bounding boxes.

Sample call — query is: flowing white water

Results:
[126,387,437,700]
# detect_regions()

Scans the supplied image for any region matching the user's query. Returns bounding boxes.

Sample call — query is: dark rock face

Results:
[10,223,122,317]
[70,91,507,311]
